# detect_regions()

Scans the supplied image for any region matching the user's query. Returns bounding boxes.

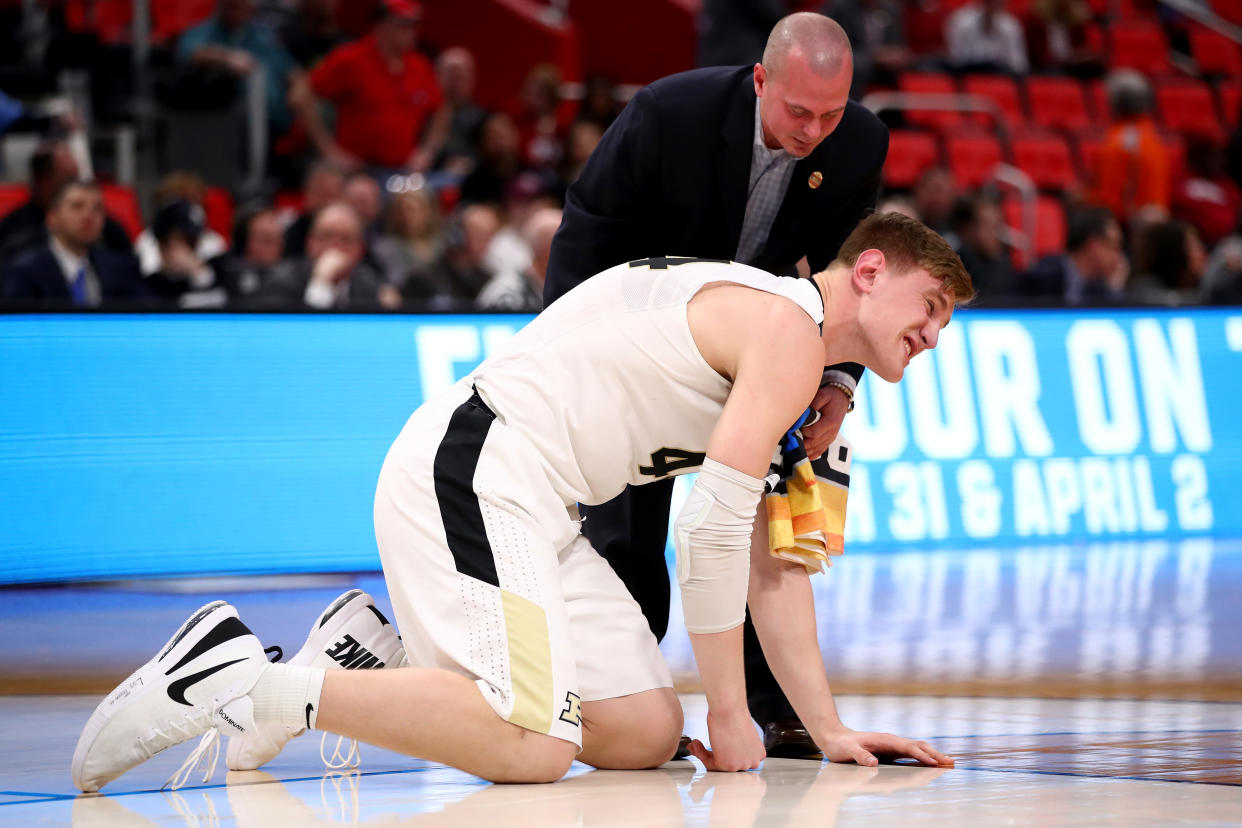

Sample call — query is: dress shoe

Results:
[761,718,822,759]
[673,735,692,759]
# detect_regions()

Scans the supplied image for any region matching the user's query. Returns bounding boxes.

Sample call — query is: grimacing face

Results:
[855,253,955,383]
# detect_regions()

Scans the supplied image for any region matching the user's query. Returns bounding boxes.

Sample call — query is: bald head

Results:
[761,12,852,80]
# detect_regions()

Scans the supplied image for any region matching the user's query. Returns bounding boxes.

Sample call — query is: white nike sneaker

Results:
[225,589,405,771]
[71,601,269,793]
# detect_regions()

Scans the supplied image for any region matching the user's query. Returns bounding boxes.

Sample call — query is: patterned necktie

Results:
[70,265,89,306]
[735,156,795,265]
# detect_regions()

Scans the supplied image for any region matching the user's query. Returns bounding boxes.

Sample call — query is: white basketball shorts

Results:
[373,380,673,748]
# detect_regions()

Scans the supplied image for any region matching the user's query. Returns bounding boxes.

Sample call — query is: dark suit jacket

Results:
[0,200,134,266]
[547,66,887,295]
[0,242,148,307]
[545,65,888,382]
[256,258,389,310]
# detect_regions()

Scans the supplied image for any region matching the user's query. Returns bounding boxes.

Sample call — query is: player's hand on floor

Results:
[687,710,766,772]
[820,729,954,768]
[801,385,850,459]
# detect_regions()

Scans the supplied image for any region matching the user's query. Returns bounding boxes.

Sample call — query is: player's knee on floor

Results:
[583,688,683,769]
[493,730,577,784]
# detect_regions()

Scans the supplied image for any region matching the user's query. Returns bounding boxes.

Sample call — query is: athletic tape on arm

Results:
[673,457,765,634]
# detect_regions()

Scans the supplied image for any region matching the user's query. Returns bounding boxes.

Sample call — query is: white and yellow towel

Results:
[764,410,852,574]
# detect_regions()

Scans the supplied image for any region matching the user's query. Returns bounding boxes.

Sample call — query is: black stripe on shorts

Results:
[433,389,500,588]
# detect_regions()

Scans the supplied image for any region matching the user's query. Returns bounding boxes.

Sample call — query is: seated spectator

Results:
[1,180,146,308]
[176,0,299,135]
[1025,0,1103,76]
[509,63,569,172]
[0,140,131,266]
[378,187,447,302]
[429,47,487,175]
[134,172,229,276]
[561,120,602,188]
[144,201,232,309]
[477,206,561,312]
[877,194,919,218]
[404,202,499,308]
[1127,219,1206,306]
[278,0,345,69]
[1092,70,1169,226]
[342,171,406,285]
[945,0,1029,74]
[951,195,1017,298]
[576,75,621,131]
[290,0,443,172]
[460,112,525,207]
[1021,205,1127,304]
[260,202,400,310]
[824,0,911,97]
[1200,213,1242,304]
[486,171,562,279]
[912,166,958,239]
[1172,133,1241,249]
[216,205,286,302]
[284,159,347,258]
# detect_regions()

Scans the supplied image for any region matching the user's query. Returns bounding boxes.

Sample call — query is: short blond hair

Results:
[833,212,976,304]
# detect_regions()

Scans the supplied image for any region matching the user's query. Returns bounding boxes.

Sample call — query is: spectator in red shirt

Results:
[1172,133,1241,248]
[291,0,446,172]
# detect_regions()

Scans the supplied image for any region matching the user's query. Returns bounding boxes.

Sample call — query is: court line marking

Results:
[5,726,1242,807]
[954,765,1242,787]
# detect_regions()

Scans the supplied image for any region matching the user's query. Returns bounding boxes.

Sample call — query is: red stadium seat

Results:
[898,72,961,131]
[1073,129,1107,189]
[963,74,1026,129]
[1003,196,1067,268]
[1026,76,1095,131]
[1155,79,1224,141]
[151,0,215,42]
[1189,28,1242,76]
[1213,0,1242,25]
[1161,131,1187,186]
[884,130,942,189]
[1089,78,1111,124]
[99,183,143,241]
[1011,130,1080,192]
[945,132,1005,189]
[0,184,29,221]
[203,188,235,241]
[1218,81,1242,128]
[1108,21,1171,76]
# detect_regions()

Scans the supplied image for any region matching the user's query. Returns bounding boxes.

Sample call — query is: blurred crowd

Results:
[1,0,1241,309]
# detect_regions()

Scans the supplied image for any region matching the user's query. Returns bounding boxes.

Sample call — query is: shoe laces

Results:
[163,727,221,791]
[320,733,361,770]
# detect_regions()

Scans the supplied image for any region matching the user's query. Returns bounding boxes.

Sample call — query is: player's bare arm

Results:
[679,287,823,771]
[747,507,954,767]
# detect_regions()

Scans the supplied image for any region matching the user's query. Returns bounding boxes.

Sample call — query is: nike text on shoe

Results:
[226,589,405,771]
[71,601,268,793]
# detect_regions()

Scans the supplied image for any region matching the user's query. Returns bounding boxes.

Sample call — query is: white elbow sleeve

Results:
[673,457,765,634]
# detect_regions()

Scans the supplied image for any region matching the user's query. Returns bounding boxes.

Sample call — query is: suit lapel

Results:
[716,74,756,257]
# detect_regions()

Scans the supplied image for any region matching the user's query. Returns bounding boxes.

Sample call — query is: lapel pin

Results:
[808,171,823,189]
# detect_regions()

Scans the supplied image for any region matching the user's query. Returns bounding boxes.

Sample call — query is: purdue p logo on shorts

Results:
[559,692,582,727]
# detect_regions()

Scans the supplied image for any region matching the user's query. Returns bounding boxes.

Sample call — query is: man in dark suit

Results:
[259,202,399,310]
[544,13,888,758]
[1,180,146,307]
[0,140,133,267]
[1021,206,1126,305]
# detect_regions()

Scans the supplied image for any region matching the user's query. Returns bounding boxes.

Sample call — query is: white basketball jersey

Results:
[471,257,825,506]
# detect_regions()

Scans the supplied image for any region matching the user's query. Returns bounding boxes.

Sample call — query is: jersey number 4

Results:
[639,447,706,478]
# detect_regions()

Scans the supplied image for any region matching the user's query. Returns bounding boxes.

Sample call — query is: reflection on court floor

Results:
[1,695,1238,827]
[1,538,1239,825]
